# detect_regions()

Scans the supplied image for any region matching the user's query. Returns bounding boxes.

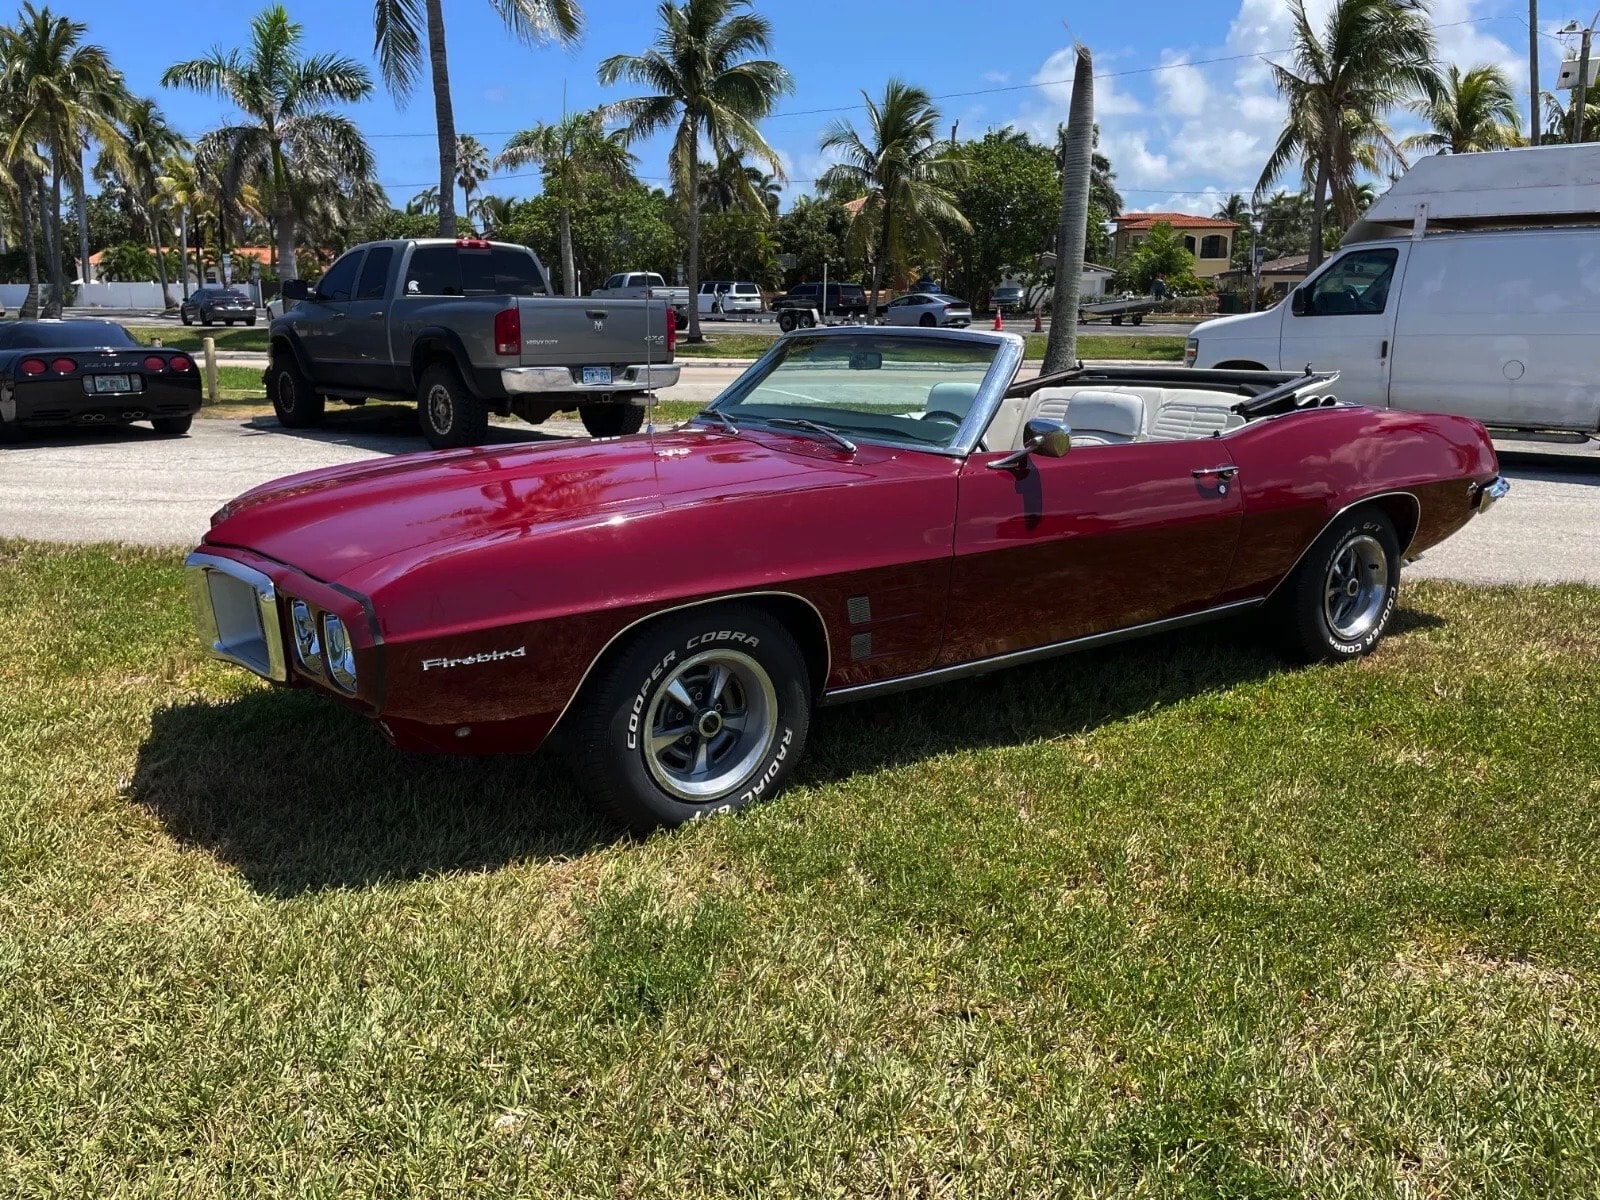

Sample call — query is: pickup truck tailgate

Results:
[517,297,673,370]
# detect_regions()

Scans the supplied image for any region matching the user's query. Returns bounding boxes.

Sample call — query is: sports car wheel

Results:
[580,403,646,438]
[151,415,193,436]
[270,349,325,428]
[1277,508,1399,662]
[570,604,812,831]
[418,361,488,449]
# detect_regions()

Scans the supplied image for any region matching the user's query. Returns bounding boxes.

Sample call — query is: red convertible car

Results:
[186,328,1507,829]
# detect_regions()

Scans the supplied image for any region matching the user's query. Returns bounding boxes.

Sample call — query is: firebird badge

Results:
[422,647,527,671]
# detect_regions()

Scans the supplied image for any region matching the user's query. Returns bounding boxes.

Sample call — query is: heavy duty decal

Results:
[421,647,527,671]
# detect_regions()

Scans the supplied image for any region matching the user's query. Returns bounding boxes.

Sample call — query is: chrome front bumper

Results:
[184,551,286,682]
[501,363,682,395]
[1473,475,1511,514]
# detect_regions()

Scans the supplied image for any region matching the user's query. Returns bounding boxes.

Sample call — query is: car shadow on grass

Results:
[130,608,1445,897]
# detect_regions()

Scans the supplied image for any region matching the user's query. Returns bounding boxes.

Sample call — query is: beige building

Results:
[1113,212,1238,279]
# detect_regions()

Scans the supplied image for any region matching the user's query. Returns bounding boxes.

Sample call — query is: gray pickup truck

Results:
[270,238,680,447]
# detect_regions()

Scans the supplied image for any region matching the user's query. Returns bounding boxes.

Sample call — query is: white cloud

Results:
[1156,53,1209,117]
[983,70,1010,85]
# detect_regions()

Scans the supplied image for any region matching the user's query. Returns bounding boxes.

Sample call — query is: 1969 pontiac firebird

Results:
[187,327,1508,830]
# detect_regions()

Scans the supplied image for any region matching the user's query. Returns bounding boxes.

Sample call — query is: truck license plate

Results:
[582,366,612,386]
[91,374,135,393]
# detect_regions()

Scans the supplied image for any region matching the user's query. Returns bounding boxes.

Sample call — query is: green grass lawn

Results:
[4,539,1599,1195]
[676,332,1186,363]
[127,325,270,354]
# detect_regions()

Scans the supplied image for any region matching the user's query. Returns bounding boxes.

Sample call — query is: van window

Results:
[1305,248,1398,316]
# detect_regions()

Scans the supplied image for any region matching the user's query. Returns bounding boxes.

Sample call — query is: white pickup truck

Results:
[591,271,690,330]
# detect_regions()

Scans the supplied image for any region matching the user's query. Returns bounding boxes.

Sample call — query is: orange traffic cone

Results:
[992,307,1004,331]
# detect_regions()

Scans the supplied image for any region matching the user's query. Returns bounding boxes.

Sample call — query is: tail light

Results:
[51,357,77,374]
[169,354,193,372]
[143,355,167,372]
[494,307,520,356]
[456,238,491,249]
[19,358,46,376]
[665,309,676,356]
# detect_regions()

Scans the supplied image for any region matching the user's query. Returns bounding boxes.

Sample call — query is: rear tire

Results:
[568,604,813,832]
[918,313,936,327]
[270,348,326,429]
[777,310,797,333]
[151,415,193,436]
[417,360,488,449]
[1273,508,1400,662]
[580,403,646,438]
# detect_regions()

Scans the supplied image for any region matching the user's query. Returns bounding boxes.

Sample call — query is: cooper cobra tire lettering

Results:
[624,649,677,750]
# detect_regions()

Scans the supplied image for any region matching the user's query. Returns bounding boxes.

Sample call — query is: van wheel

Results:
[1274,509,1400,662]
[568,604,812,832]
[580,404,646,438]
[270,349,325,428]
[418,361,488,449]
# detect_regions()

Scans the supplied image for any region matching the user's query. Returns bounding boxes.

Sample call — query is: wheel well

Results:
[1214,360,1267,371]
[1357,492,1422,555]
[410,339,460,388]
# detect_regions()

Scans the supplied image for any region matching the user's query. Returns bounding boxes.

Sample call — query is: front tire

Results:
[580,403,646,438]
[201,312,213,327]
[569,604,813,832]
[417,361,488,449]
[270,348,326,428]
[1275,508,1400,662]
[180,309,193,327]
[777,310,797,333]
[151,415,193,436]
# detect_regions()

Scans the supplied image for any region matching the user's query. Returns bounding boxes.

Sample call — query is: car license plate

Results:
[91,374,135,394]
[582,366,612,386]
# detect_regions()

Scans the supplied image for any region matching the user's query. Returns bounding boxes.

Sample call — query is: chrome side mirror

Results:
[988,417,1072,473]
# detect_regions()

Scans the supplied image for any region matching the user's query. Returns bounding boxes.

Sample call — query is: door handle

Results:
[585,309,607,321]
[369,311,385,320]
[1192,465,1239,480]
[1380,339,1389,358]
[331,311,346,321]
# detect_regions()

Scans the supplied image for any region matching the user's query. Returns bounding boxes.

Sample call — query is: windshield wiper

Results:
[693,409,741,435]
[763,417,857,455]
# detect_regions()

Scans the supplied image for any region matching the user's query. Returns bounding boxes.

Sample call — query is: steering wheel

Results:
[920,410,966,425]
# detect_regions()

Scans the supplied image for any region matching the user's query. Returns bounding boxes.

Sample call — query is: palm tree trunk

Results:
[77,145,90,287]
[1044,47,1095,375]
[45,164,65,317]
[1308,159,1329,272]
[179,206,191,299]
[685,138,703,342]
[275,192,296,286]
[426,0,458,239]
[16,166,39,319]
[870,203,891,319]
[559,205,576,296]
[152,211,174,309]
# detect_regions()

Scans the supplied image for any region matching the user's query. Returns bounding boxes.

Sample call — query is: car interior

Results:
[979,385,1248,451]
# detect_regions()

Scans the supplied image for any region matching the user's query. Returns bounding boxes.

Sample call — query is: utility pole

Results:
[1530,0,1541,146]
[1578,25,1594,143]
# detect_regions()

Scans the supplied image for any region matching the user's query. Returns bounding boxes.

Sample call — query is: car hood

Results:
[203,427,896,590]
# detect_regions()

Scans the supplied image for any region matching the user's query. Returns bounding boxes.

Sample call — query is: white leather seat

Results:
[926,381,981,419]
[1025,388,1145,446]
[1147,393,1244,439]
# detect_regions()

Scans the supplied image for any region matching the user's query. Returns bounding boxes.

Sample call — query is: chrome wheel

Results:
[643,649,777,802]
[1323,534,1389,640]
[426,383,454,435]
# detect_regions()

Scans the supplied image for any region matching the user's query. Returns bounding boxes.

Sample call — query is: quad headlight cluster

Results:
[288,598,358,693]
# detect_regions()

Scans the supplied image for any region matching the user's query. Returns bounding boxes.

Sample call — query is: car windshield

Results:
[2,320,135,349]
[705,333,1002,451]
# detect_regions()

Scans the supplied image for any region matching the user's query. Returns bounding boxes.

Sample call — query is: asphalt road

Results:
[1,402,1595,585]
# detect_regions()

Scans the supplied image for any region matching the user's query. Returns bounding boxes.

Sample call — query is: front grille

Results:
[184,552,287,681]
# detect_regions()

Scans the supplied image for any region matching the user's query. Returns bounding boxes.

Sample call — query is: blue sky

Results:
[75,0,1560,216]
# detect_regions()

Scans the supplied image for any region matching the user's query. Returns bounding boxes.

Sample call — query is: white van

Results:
[1187,145,1600,434]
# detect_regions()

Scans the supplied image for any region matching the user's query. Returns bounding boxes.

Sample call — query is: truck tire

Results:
[778,310,797,333]
[417,360,489,449]
[580,403,646,438]
[270,347,325,428]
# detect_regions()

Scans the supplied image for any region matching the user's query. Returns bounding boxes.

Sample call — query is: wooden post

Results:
[202,336,218,406]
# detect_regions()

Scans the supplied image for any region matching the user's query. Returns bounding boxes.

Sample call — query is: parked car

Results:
[180,286,257,327]
[1187,143,1600,434]
[772,282,869,329]
[0,319,200,440]
[187,326,1506,832]
[591,271,690,330]
[883,293,973,327]
[991,284,1024,313]
[696,280,763,318]
[270,238,680,446]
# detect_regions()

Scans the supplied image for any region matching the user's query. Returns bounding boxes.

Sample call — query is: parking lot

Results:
[2,400,1594,583]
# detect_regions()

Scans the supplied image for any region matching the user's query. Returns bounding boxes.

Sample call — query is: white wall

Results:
[75,281,169,309]
[0,284,29,311]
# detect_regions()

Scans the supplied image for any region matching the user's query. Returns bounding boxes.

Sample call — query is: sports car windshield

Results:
[706,333,1001,450]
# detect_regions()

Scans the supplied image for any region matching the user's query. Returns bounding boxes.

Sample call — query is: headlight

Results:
[322,614,358,693]
[289,599,322,673]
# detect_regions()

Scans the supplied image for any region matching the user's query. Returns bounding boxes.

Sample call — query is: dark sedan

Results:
[180,286,258,327]
[0,320,202,440]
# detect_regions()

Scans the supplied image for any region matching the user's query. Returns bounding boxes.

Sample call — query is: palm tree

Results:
[472,194,515,237]
[495,109,635,294]
[0,3,129,315]
[1402,63,1520,155]
[455,133,490,226]
[372,0,582,239]
[163,5,373,284]
[407,185,439,216]
[598,0,793,341]
[1044,48,1093,374]
[1214,193,1251,224]
[112,97,187,308]
[1541,90,1600,146]
[1256,0,1438,270]
[818,80,969,318]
